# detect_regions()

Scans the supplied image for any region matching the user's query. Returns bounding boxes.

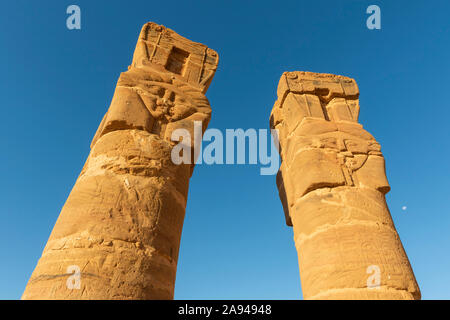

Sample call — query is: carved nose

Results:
[337,139,347,152]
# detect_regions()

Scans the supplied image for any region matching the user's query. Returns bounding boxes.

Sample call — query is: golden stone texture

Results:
[270,71,420,300]
[22,22,218,300]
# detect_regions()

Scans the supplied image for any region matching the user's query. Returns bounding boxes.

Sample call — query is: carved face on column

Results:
[283,119,390,200]
[271,72,391,225]
[90,22,218,150]
[90,70,212,150]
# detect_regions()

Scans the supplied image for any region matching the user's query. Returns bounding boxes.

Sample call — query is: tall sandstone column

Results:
[270,71,420,300]
[23,22,218,299]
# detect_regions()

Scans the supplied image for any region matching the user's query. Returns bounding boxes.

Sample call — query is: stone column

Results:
[270,71,420,300]
[22,22,218,300]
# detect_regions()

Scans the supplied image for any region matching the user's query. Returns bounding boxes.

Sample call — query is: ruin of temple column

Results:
[270,71,420,300]
[22,22,218,300]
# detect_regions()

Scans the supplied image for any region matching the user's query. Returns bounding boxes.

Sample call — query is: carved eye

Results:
[175,95,186,104]
[320,138,337,149]
[344,139,369,154]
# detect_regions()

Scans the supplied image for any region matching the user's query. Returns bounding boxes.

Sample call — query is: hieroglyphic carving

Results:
[270,71,420,300]
[22,22,218,300]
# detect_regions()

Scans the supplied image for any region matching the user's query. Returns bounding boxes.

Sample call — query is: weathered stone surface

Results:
[270,71,420,300]
[22,22,218,300]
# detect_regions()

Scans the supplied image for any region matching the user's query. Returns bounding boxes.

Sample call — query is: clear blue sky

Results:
[0,0,449,299]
